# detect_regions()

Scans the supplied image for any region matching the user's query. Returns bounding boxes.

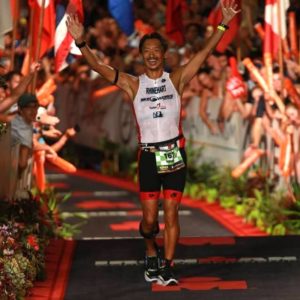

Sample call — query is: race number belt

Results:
[139,135,185,173]
[154,144,185,173]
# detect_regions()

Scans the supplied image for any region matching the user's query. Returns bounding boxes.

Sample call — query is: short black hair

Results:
[18,93,38,108]
[139,32,168,54]
[197,66,212,75]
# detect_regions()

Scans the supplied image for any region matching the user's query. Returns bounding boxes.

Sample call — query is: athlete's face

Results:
[141,39,165,71]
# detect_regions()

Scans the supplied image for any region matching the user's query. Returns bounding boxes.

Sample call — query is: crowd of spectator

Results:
[1,0,300,190]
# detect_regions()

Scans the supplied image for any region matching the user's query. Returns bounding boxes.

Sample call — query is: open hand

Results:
[66,14,84,42]
[220,0,241,24]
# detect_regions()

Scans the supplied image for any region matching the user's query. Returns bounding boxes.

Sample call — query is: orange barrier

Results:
[91,85,119,101]
[254,23,265,40]
[47,156,77,173]
[263,52,274,92]
[284,78,300,109]
[34,151,46,192]
[243,58,285,113]
[36,78,57,106]
[21,50,30,76]
[288,11,298,58]
[279,132,293,177]
[268,129,283,147]
[243,58,269,92]
[231,149,265,178]
[283,38,291,59]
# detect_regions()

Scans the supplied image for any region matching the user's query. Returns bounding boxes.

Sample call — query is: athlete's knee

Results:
[164,210,179,228]
[139,220,160,239]
[164,217,179,229]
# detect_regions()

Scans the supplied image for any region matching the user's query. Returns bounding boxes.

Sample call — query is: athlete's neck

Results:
[145,69,164,80]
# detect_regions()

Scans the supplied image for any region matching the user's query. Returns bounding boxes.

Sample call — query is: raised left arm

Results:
[171,0,240,94]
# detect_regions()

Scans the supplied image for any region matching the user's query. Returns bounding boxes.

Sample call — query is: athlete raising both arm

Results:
[67,0,240,286]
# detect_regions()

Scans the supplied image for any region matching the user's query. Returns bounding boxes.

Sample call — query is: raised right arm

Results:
[66,14,138,100]
[0,62,40,113]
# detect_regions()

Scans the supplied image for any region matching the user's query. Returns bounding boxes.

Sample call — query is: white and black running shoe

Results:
[158,264,178,286]
[144,256,161,283]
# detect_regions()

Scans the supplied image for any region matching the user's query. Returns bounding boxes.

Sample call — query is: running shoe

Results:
[158,264,178,286]
[144,256,161,283]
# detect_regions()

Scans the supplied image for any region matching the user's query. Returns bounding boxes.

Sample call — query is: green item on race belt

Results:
[154,145,185,174]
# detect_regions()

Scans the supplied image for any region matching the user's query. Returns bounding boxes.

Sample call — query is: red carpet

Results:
[26,239,76,300]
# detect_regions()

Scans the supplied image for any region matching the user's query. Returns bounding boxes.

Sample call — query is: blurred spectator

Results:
[11,93,39,176]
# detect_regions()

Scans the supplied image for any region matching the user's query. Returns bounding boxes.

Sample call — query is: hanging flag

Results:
[264,0,290,58]
[28,0,55,60]
[165,0,186,46]
[207,0,241,53]
[0,1,13,49]
[108,0,134,36]
[55,0,83,72]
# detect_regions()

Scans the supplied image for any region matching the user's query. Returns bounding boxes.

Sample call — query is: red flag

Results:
[264,0,290,58]
[165,0,186,46]
[28,0,55,60]
[207,0,241,53]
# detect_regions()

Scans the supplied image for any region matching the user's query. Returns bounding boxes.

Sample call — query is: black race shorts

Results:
[138,148,187,201]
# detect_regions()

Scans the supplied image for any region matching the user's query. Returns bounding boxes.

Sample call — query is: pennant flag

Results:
[108,0,134,36]
[165,0,185,46]
[207,0,241,53]
[55,0,83,72]
[264,0,290,58]
[28,0,55,60]
[0,1,13,49]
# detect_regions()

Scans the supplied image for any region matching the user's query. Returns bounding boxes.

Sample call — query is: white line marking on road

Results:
[61,210,192,218]
[83,237,143,241]
[94,256,297,267]
[57,190,130,197]
[93,191,130,196]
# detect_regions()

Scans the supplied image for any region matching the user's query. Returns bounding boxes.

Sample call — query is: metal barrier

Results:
[0,125,33,201]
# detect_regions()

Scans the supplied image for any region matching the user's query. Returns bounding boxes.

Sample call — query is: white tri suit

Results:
[133,72,187,202]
